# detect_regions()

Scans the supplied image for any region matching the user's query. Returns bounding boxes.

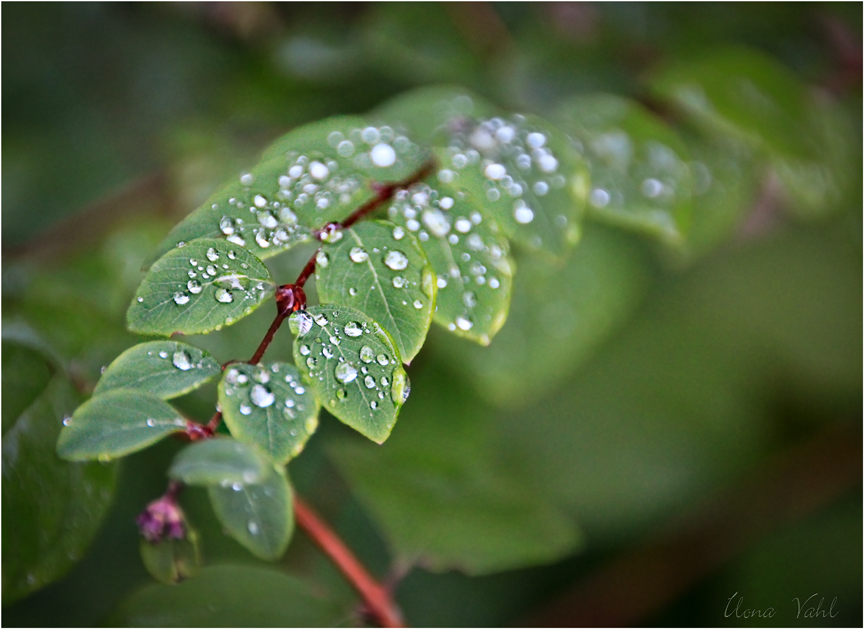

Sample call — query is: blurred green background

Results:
[2,3,861,626]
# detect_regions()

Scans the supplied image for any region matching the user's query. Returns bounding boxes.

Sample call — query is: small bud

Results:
[137,494,185,543]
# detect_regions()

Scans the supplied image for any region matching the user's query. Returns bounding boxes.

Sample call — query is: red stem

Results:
[248,310,289,365]
[294,495,405,628]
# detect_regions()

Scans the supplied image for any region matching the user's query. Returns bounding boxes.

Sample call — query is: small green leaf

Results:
[169,438,273,487]
[217,362,320,463]
[140,529,201,585]
[110,565,345,627]
[290,305,409,444]
[149,116,428,265]
[370,85,497,146]
[316,220,436,362]
[128,238,274,337]
[3,372,117,604]
[555,94,694,244]
[93,341,221,399]
[431,116,590,258]
[385,174,514,344]
[207,465,293,561]
[57,389,186,461]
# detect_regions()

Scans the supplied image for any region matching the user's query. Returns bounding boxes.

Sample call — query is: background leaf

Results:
[2,367,117,604]
[290,305,409,444]
[128,238,274,337]
[315,219,436,362]
[207,465,294,561]
[168,438,273,487]
[218,362,320,463]
[139,529,201,586]
[56,389,186,461]
[93,340,221,399]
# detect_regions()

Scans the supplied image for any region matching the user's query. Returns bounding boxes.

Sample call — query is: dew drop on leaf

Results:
[289,312,314,337]
[215,288,233,303]
[349,247,368,263]
[172,351,192,371]
[344,322,363,337]
[384,250,409,270]
[370,143,396,167]
[250,385,275,408]
[335,363,358,384]
[376,354,389,366]
[359,346,374,363]
[173,292,190,305]
[364,375,376,389]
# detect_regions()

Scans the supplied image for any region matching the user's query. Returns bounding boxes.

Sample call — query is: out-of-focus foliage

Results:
[3,3,860,627]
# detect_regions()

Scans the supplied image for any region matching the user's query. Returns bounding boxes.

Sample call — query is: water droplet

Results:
[309,161,329,180]
[250,384,275,408]
[455,217,471,233]
[392,370,411,404]
[422,209,450,237]
[146,418,156,427]
[364,375,376,388]
[172,351,192,371]
[360,346,374,363]
[370,143,396,167]
[514,203,534,224]
[322,346,334,359]
[456,316,474,330]
[295,386,305,394]
[299,344,311,356]
[534,181,549,195]
[315,250,329,268]
[489,277,500,289]
[137,296,144,303]
[215,288,233,303]
[174,292,190,305]
[381,376,390,386]
[392,225,405,240]
[290,311,314,336]
[62,416,73,426]
[239,404,252,415]
[337,140,354,157]
[335,362,358,384]
[349,247,368,263]
[413,299,423,309]
[384,250,408,270]
[240,173,254,186]
[314,313,329,327]
[247,520,259,535]
[344,322,363,337]
[370,401,378,410]
[206,247,219,262]
[485,163,506,180]
[376,353,389,366]
[220,216,235,235]
[392,276,407,289]
[336,388,347,400]
[187,279,203,294]
[590,188,610,208]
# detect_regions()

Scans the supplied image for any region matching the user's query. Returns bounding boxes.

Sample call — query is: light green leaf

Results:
[431,115,590,258]
[128,238,274,337]
[3,371,117,604]
[93,341,221,399]
[385,173,514,345]
[290,305,409,443]
[150,116,429,265]
[217,363,320,463]
[110,565,345,627]
[555,94,694,245]
[168,438,273,487]
[370,85,497,146]
[56,389,186,461]
[434,224,650,409]
[207,465,293,561]
[316,220,436,362]
[139,529,201,586]
[331,364,582,575]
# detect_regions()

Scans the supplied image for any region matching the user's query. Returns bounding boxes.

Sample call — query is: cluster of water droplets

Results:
[387,183,511,336]
[290,310,410,417]
[144,347,207,372]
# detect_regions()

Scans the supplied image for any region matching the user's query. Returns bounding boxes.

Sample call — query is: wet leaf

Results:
[150,116,428,265]
[316,219,435,362]
[168,438,273,487]
[290,305,409,444]
[3,371,117,604]
[217,363,320,463]
[56,389,186,461]
[128,238,274,337]
[385,172,514,345]
[110,565,344,627]
[139,529,201,585]
[555,94,694,245]
[93,341,221,399]
[207,465,293,561]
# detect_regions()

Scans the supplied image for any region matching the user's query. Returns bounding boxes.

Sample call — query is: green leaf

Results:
[554,94,694,244]
[370,85,497,146]
[57,389,186,461]
[434,223,651,409]
[93,341,221,399]
[2,341,54,434]
[290,305,409,444]
[168,438,273,486]
[432,116,590,258]
[150,116,428,265]
[384,172,514,344]
[207,465,293,561]
[315,219,436,362]
[128,238,274,337]
[217,362,320,463]
[109,565,345,627]
[139,529,201,586]
[3,372,117,604]
[331,364,582,575]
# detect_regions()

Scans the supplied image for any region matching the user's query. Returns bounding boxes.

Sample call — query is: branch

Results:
[294,495,405,628]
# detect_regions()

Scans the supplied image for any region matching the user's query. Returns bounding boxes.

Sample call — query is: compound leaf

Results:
[218,362,320,463]
[93,341,221,399]
[169,438,273,487]
[555,94,694,245]
[316,220,436,362]
[207,465,293,561]
[56,389,187,461]
[290,305,409,444]
[128,238,274,337]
